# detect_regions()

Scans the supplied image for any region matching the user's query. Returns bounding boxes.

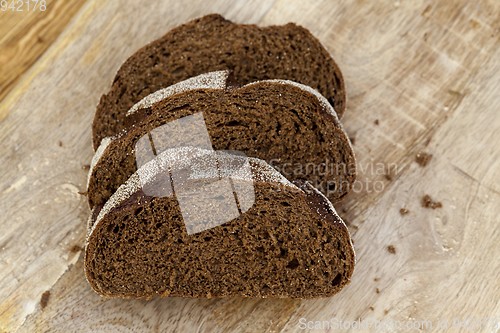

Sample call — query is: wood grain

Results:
[0,0,89,108]
[1,0,500,332]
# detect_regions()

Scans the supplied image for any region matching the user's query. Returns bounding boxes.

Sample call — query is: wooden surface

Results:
[1,0,500,332]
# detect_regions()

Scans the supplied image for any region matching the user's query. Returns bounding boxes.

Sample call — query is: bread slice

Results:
[84,147,355,299]
[92,14,346,150]
[86,71,355,209]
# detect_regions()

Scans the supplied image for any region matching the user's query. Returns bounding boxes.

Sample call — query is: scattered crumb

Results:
[40,290,50,310]
[58,141,62,147]
[387,245,396,254]
[422,5,431,16]
[376,288,380,294]
[448,89,462,97]
[385,174,392,181]
[400,208,410,215]
[374,278,380,282]
[422,194,442,209]
[374,119,379,125]
[70,245,83,253]
[82,164,90,170]
[385,310,389,315]
[369,306,375,311]
[342,206,347,213]
[352,225,359,230]
[422,194,432,207]
[349,137,356,145]
[77,191,88,196]
[415,151,433,167]
[469,19,481,29]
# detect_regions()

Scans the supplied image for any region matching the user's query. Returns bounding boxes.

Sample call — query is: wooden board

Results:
[1,0,500,331]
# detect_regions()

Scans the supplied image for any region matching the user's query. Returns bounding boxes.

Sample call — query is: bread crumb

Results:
[82,164,90,170]
[77,191,88,196]
[448,89,462,97]
[369,306,375,311]
[376,288,380,294]
[385,174,392,181]
[387,245,396,254]
[349,136,356,145]
[374,278,380,282]
[40,290,50,310]
[400,208,410,215]
[385,310,389,315]
[70,245,83,253]
[374,119,379,125]
[415,151,432,167]
[58,141,63,147]
[422,194,442,209]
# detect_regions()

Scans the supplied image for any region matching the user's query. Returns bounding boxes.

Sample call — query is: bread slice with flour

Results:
[92,14,346,150]
[84,147,355,299]
[86,71,355,209]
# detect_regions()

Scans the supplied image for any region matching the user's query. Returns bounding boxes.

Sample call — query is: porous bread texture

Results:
[87,78,356,209]
[84,148,355,299]
[92,13,346,150]
[86,147,295,243]
[126,70,231,116]
[86,70,231,195]
[87,74,354,199]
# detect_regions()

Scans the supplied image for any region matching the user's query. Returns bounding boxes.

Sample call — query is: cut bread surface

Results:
[84,148,355,299]
[92,14,346,150]
[87,73,355,209]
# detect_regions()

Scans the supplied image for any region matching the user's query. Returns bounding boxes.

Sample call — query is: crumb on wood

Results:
[40,290,50,310]
[58,141,62,147]
[82,164,90,170]
[352,225,359,230]
[70,245,83,253]
[349,136,356,145]
[385,310,389,315]
[400,208,410,215]
[376,288,380,294]
[385,174,392,181]
[374,278,380,282]
[78,191,88,196]
[422,5,431,15]
[415,151,433,167]
[422,194,442,209]
[369,307,375,311]
[387,245,396,254]
[374,119,379,125]
[448,89,462,97]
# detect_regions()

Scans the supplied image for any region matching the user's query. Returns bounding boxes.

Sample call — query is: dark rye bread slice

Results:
[87,72,356,209]
[92,13,346,150]
[84,147,355,299]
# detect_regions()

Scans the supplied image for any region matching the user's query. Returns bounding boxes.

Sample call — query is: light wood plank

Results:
[0,0,89,107]
[1,0,500,332]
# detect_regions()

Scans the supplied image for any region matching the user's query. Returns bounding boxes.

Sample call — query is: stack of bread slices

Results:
[85,14,356,300]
